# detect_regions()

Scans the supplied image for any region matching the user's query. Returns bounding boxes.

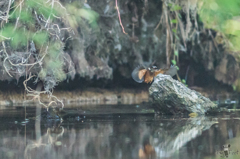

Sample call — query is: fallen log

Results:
[149,74,217,115]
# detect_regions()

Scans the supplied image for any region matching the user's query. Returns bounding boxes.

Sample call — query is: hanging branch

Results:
[23,74,64,109]
[164,5,170,66]
[154,13,163,32]
[115,0,127,35]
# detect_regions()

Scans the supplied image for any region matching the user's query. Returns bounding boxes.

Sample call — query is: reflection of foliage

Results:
[24,126,64,159]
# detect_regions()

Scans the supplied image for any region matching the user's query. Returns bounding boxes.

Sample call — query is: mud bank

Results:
[0,88,149,106]
[0,86,235,107]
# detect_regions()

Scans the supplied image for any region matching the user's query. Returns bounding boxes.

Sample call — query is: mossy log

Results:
[149,74,217,115]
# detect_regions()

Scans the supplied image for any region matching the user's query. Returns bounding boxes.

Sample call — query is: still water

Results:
[0,104,239,159]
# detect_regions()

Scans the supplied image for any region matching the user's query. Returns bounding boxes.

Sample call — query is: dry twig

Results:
[115,0,127,35]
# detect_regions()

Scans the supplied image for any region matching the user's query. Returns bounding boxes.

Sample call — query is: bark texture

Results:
[149,74,217,114]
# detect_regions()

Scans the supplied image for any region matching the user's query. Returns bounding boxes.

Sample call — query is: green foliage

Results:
[172,5,181,11]
[3,0,53,48]
[26,0,38,7]
[174,50,179,56]
[182,79,188,86]
[199,0,240,51]
[46,58,66,81]
[232,85,236,91]
[0,0,69,86]
[171,19,178,24]
[20,11,34,23]
[40,55,66,82]
[53,68,67,82]
[39,69,47,79]
[26,0,58,20]
[10,10,33,24]
[171,60,176,65]
[168,4,182,11]
[172,28,177,34]
[48,42,62,58]
[32,32,48,46]
[11,29,28,48]
[0,25,28,48]
[0,0,99,89]
[1,25,15,38]
[175,66,179,70]
[79,9,99,23]
[47,59,63,70]
[39,41,66,82]
[66,3,99,29]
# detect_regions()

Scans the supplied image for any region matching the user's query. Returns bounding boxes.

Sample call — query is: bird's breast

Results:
[144,70,154,83]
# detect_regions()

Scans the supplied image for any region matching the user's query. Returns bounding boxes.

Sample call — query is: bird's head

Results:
[148,66,158,72]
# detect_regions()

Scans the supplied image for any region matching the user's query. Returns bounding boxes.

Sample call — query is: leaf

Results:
[171,60,176,65]
[171,19,178,24]
[182,79,186,83]
[189,113,198,118]
[174,50,179,56]
[172,29,177,33]
[178,13,182,19]
[172,5,181,11]
[233,85,236,91]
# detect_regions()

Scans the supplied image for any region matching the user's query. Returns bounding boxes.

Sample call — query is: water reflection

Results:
[0,106,240,159]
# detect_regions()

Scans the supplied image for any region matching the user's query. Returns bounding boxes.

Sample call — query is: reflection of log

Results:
[149,74,217,114]
[152,116,217,158]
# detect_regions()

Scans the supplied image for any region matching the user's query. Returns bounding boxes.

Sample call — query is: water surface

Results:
[0,104,240,159]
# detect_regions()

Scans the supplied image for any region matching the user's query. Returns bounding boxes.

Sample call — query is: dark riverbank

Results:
[0,85,236,106]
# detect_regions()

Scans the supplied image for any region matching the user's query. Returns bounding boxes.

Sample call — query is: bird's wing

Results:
[138,69,147,80]
[131,65,146,83]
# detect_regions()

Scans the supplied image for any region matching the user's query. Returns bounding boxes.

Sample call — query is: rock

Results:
[149,74,217,115]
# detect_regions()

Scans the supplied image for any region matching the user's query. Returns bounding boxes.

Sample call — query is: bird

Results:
[131,65,177,83]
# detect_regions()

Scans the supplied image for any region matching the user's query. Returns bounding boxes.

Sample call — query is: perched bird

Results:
[131,65,177,83]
